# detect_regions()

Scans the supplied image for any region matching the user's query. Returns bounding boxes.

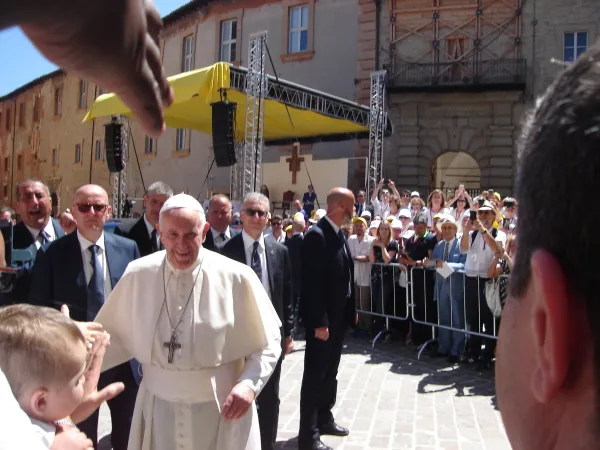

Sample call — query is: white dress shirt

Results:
[348,234,373,287]
[242,230,270,295]
[144,213,160,248]
[462,228,506,277]
[26,220,56,249]
[77,231,112,298]
[211,226,232,246]
[0,369,51,449]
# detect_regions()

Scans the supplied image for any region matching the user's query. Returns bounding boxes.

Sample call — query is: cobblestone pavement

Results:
[99,337,509,450]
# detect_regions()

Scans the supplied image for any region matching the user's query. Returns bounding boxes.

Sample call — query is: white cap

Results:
[391,219,403,229]
[160,193,205,216]
[309,209,327,224]
[361,210,372,218]
[399,208,411,219]
[411,191,420,198]
[369,219,380,229]
[293,212,306,222]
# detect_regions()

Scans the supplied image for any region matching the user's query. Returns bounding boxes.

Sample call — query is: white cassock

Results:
[95,247,282,450]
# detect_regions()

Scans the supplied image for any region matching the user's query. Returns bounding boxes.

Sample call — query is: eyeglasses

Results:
[245,208,267,218]
[76,203,108,214]
[272,222,282,226]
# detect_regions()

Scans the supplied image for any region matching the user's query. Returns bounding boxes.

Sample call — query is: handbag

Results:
[485,279,502,318]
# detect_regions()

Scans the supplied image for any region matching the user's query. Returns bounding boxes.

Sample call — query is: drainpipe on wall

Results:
[9,97,17,205]
[375,0,381,71]
[88,84,98,184]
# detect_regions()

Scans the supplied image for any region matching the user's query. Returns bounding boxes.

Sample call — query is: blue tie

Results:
[443,241,450,262]
[38,231,48,246]
[87,244,104,321]
[251,241,262,281]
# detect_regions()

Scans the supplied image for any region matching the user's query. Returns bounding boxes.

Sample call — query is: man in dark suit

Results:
[221,192,294,450]
[284,213,305,335]
[299,187,356,450]
[1,179,65,305]
[114,181,173,256]
[29,184,139,450]
[204,193,240,251]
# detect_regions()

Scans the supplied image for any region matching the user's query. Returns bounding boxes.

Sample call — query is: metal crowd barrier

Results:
[354,261,509,359]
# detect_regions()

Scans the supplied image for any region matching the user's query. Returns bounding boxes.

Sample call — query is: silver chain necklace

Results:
[160,256,202,363]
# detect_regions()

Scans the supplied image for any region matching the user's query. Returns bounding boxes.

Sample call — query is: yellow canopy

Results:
[83,62,368,142]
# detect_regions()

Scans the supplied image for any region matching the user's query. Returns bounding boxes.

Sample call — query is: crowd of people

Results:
[2,1,600,449]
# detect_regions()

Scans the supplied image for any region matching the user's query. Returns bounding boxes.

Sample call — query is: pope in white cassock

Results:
[95,193,282,450]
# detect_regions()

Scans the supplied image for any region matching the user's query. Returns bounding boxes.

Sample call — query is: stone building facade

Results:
[362,0,600,197]
[0,71,125,214]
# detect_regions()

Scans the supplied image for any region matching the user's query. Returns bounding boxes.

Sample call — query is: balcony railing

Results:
[388,58,527,90]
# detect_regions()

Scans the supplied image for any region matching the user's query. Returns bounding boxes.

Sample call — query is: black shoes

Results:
[319,422,350,437]
[298,440,333,450]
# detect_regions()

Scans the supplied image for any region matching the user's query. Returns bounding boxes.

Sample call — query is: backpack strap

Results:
[471,228,498,246]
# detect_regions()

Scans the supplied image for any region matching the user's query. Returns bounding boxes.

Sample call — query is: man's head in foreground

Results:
[0,304,87,424]
[496,43,600,449]
[158,194,209,270]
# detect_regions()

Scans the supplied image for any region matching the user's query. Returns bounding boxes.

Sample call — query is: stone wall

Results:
[386,91,524,195]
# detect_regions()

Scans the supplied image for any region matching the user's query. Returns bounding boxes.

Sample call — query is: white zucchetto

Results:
[159,193,205,216]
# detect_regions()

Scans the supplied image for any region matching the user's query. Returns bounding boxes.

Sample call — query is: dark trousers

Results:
[465,276,497,362]
[78,362,138,450]
[410,269,437,345]
[257,356,283,450]
[299,328,345,446]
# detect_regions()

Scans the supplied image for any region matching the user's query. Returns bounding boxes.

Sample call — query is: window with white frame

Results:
[145,136,154,154]
[564,32,588,64]
[95,140,102,160]
[78,80,87,109]
[75,144,81,163]
[182,35,194,72]
[288,5,309,53]
[220,19,237,63]
[176,129,186,151]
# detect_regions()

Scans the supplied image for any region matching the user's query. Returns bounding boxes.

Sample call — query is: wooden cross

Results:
[163,334,182,364]
[286,142,304,185]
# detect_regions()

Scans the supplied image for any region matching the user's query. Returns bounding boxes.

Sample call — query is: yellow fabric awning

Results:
[83,62,368,142]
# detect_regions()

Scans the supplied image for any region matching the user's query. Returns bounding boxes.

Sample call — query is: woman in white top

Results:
[448,196,471,223]
[425,189,449,229]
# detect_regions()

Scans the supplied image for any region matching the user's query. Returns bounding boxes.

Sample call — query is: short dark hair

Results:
[15,179,50,202]
[510,44,600,333]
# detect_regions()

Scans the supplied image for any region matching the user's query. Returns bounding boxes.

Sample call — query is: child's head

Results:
[0,304,88,423]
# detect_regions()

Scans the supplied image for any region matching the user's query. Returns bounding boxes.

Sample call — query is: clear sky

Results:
[0,0,191,96]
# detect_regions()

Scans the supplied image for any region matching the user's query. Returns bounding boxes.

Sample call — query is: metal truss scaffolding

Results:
[229,66,371,130]
[367,71,387,201]
[231,31,268,201]
[111,116,128,218]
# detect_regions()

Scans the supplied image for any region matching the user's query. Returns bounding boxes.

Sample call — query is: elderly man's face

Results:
[159,209,208,270]
[144,192,170,227]
[441,223,457,241]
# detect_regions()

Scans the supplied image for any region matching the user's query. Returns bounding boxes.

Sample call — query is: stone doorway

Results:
[430,151,481,198]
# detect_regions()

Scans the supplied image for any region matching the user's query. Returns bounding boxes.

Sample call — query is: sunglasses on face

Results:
[272,222,282,226]
[245,208,267,218]
[76,203,108,214]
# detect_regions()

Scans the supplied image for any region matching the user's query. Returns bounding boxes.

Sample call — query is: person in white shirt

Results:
[268,214,286,244]
[347,217,374,335]
[0,304,124,450]
[460,200,506,370]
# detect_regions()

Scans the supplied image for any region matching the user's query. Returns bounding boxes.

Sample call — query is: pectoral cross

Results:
[163,334,182,364]
[286,142,304,184]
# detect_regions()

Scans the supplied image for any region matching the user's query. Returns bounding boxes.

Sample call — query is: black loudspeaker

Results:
[105,122,124,172]
[211,101,237,167]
